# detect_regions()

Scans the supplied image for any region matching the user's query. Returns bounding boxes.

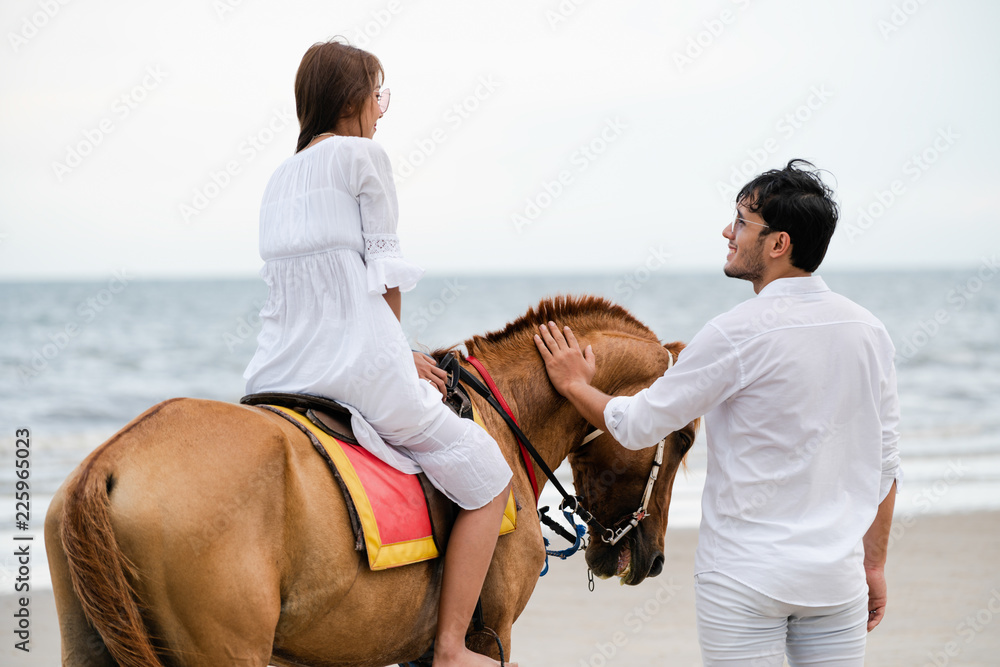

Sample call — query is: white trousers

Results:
[695,571,868,667]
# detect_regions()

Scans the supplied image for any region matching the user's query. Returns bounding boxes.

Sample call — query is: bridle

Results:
[577,429,666,546]
[445,348,674,548]
[572,347,672,547]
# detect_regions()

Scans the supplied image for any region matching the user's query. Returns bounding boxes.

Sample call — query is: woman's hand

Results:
[413,352,448,400]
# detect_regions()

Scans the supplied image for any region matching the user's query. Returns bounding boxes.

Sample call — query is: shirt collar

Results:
[757,275,830,298]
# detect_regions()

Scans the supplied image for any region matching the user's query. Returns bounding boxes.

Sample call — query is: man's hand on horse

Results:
[534,321,596,396]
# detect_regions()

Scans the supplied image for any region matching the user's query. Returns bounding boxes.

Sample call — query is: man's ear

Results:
[768,231,794,261]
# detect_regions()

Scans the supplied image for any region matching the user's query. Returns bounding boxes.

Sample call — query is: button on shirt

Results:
[604,276,901,606]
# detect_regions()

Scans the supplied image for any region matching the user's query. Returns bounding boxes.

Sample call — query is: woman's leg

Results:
[338,340,517,664]
[433,482,516,667]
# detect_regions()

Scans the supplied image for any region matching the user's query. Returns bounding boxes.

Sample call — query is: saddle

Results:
[240,390,361,444]
[241,352,473,444]
[239,353,516,571]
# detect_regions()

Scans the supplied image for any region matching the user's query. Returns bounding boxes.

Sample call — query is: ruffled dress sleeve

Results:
[346,138,424,295]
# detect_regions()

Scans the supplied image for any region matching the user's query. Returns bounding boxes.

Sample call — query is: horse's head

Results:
[460,295,699,586]
[567,342,698,585]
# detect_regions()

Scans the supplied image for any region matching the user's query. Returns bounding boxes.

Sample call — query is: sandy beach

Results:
[512,511,1000,666]
[5,511,998,666]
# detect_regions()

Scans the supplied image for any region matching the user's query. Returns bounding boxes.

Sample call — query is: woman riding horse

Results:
[240,38,513,667]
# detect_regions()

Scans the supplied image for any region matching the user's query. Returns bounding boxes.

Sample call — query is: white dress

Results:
[244,136,511,509]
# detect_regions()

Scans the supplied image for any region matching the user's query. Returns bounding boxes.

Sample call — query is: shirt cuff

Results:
[604,395,633,448]
[879,465,902,501]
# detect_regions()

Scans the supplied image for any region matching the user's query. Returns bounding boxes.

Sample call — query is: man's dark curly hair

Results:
[737,159,839,273]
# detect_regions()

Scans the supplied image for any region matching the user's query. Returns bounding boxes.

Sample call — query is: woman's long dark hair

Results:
[294,38,384,153]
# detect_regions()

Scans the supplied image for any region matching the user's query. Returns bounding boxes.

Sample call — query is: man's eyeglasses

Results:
[728,216,770,235]
[376,88,390,114]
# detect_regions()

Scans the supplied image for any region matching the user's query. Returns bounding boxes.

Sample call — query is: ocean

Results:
[2,270,999,589]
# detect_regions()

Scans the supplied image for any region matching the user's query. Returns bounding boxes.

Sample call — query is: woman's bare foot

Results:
[433,644,518,666]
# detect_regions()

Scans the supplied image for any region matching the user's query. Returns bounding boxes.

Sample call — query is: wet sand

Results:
[5,511,998,666]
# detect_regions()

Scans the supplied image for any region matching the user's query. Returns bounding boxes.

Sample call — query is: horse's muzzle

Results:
[647,551,665,578]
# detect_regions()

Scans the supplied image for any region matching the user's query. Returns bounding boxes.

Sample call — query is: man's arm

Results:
[862,480,896,632]
[865,339,901,633]
[534,322,611,431]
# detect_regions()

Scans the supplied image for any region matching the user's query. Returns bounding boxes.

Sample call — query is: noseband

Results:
[577,348,672,546]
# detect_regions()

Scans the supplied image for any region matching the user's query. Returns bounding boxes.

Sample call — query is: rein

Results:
[457,351,673,549]
[465,356,541,501]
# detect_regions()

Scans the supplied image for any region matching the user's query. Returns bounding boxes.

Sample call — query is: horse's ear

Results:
[664,341,685,357]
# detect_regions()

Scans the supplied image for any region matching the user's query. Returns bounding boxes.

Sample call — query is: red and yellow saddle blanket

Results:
[270,404,516,570]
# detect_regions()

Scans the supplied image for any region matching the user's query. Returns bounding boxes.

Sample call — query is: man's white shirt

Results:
[604,275,901,606]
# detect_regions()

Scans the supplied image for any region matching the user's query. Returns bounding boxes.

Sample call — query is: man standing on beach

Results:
[534,160,901,665]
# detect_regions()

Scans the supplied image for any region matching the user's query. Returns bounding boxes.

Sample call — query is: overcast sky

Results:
[1,0,997,280]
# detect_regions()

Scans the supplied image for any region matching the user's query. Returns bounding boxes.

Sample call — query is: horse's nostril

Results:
[648,552,665,577]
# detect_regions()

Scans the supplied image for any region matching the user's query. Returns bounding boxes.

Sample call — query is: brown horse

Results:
[45,296,697,667]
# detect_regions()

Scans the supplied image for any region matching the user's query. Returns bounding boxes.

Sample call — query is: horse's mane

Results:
[456,295,658,359]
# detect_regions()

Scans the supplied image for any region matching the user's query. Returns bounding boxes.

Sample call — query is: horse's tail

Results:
[60,431,165,667]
